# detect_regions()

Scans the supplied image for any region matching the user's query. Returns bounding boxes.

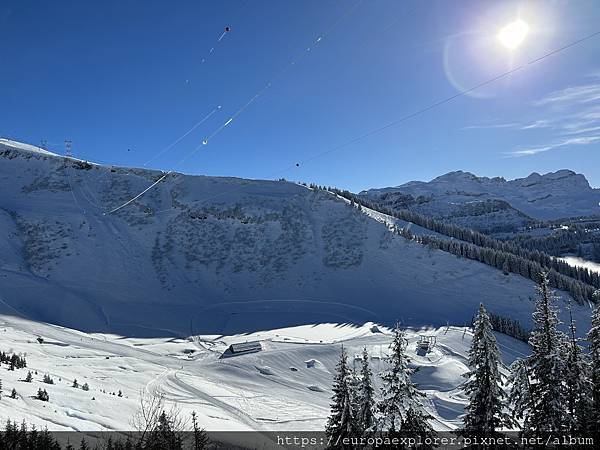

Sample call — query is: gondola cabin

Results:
[220,341,262,358]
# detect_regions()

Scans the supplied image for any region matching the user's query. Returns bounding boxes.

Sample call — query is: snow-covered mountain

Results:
[1,139,596,436]
[360,170,600,231]
[0,139,581,337]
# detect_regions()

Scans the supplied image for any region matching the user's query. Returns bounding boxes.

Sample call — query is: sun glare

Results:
[497,19,530,50]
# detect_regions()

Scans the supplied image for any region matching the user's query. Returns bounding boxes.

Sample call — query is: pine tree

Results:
[79,437,89,450]
[148,411,182,450]
[564,304,592,431]
[510,271,569,433]
[462,304,514,434]
[588,301,600,431]
[347,367,361,433]
[4,420,17,445]
[356,347,376,435]
[25,371,32,382]
[36,388,49,402]
[325,346,358,447]
[191,411,209,450]
[378,324,433,436]
[27,424,38,449]
[72,379,78,388]
[17,421,27,448]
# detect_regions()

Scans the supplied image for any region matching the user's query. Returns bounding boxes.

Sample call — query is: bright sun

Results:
[497,19,530,50]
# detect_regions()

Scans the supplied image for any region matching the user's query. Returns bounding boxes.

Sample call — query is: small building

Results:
[220,341,262,358]
[417,335,436,352]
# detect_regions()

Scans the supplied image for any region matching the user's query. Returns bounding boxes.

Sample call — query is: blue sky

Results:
[1,0,599,191]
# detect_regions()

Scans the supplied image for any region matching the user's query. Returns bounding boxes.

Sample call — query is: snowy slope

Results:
[361,170,600,228]
[0,140,589,337]
[0,138,60,157]
[0,315,532,436]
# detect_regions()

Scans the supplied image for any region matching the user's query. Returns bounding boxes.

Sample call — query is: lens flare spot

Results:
[498,19,530,50]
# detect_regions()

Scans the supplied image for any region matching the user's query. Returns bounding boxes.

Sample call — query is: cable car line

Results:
[143,105,222,167]
[200,0,364,147]
[155,27,600,217]
[271,29,600,177]
[104,0,364,215]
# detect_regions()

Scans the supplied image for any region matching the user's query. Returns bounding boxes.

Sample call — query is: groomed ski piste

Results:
[0,314,530,440]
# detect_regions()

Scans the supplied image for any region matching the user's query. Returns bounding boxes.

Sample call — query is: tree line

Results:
[0,405,210,450]
[0,350,27,370]
[510,228,600,263]
[403,226,597,305]
[485,312,530,343]
[325,272,600,447]
[325,187,599,303]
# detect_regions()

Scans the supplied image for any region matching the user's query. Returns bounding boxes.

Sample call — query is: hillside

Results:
[0,315,531,436]
[360,170,600,232]
[0,139,586,337]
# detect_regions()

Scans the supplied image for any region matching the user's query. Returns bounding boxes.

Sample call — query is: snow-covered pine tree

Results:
[510,271,569,433]
[564,304,592,431]
[508,358,531,430]
[356,346,376,435]
[588,300,600,431]
[462,303,513,434]
[378,324,433,436]
[326,346,358,447]
[348,366,361,432]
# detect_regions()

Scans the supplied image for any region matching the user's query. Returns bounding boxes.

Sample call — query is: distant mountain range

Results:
[360,170,600,232]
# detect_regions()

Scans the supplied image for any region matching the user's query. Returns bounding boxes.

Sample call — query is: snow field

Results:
[1,317,530,434]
